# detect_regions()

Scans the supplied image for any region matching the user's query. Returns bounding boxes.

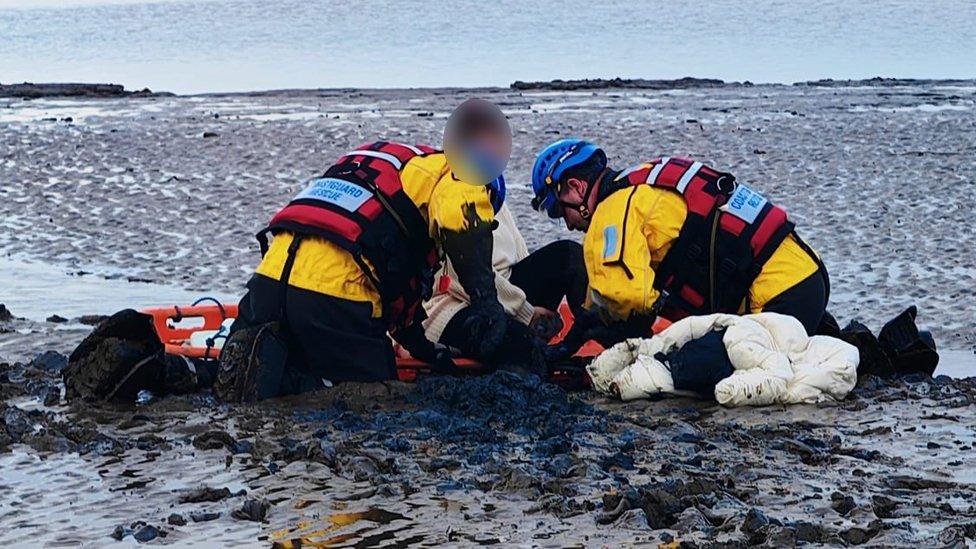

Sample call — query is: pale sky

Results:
[0,0,189,8]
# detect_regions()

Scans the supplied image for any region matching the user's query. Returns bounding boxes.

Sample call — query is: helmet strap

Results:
[578,168,608,218]
[557,167,607,220]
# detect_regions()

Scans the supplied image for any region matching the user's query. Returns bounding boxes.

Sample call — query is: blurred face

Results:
[557,178,592,232]
[443,98,512,186]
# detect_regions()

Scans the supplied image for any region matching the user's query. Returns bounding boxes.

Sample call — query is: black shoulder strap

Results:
[653,208,714,309]
[256,227,273,257]
[277,234,303,330]
[603,186,640,280]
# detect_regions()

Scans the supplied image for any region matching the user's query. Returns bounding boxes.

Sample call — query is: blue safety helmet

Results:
[531,139,603,219]
[488,173,506,214]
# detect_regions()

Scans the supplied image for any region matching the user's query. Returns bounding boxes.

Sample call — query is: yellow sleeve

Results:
[400,153,494,236]
[429,171,494,235]
[582,186,656,321]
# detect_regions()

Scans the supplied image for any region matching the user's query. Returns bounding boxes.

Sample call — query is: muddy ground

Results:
[4,343,976,547]
[2,82,976,546]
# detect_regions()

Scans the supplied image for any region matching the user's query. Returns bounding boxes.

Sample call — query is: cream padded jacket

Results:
[587,312,859,407]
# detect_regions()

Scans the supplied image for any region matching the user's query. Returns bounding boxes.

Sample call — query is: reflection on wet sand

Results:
[270,508,409,548]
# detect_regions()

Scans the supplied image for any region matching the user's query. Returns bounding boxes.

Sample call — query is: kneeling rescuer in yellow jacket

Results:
[530,139,830,360]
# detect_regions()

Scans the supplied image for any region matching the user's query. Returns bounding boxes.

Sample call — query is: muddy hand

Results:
[393,323,457,372]
[529,306,563,342]
[429,346,458,373]
[463,299,507,358]
[544,342,574,363]
[544,308,600,363]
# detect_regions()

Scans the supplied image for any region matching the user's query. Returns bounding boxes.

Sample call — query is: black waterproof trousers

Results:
[225,273,397,394]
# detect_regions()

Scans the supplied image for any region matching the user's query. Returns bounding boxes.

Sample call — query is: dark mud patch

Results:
[111,522,167,542]
[179,486,238,503]
[277,373,610,500]
[232,499,270,522]
[0,304,14,322]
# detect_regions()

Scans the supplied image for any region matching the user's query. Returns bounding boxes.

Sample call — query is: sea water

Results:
[1,0,974,93]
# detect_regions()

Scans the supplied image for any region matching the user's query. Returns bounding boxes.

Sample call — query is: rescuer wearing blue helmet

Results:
[531,138,831,359]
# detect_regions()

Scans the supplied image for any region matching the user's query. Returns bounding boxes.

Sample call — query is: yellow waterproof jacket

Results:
[583,184,818,322]
[255,152,494,318]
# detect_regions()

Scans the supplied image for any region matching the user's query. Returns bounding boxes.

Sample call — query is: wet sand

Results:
[1,82,974,347]
[2,82,976,546]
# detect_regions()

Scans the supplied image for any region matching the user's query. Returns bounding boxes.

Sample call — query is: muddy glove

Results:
[392,322,457,373]
[590,314,656,348]
[545,309,599,363]
[545,311,655,363]
[441,218,506,359]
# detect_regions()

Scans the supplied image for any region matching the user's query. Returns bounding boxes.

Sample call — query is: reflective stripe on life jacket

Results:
[618,157,795,319]
[260,141,440,329]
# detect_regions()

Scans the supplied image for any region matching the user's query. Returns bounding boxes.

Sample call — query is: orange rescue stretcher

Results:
[141,301,670,385]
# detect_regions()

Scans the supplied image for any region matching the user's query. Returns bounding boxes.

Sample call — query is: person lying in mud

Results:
[529,139,831,360]
[588,310,860,406]
[422,174,588,374]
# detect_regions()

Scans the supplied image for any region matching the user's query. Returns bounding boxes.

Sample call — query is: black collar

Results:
[594,168,623,205]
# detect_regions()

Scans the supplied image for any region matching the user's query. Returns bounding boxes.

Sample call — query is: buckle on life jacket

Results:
[686,243,703,261]
[650,290,670,316]
[720,257,737,278]
[716,174,737,195]
[255,228,273,257]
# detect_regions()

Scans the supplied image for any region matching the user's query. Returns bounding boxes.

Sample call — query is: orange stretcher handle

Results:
[143,304,239,359]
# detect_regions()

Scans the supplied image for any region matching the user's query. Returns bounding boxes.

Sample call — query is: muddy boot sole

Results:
[214,323,288,403]
[63,337,163,403]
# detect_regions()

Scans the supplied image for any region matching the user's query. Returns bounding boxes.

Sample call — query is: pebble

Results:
[133,524,159,542]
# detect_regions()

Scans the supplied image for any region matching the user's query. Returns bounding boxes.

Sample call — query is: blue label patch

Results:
[294,178,372,212]
[602,225,619,260]
[724,184,768,224]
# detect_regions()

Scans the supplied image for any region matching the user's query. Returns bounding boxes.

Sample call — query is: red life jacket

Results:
[616,157,795,320]
[259,141,440,329]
